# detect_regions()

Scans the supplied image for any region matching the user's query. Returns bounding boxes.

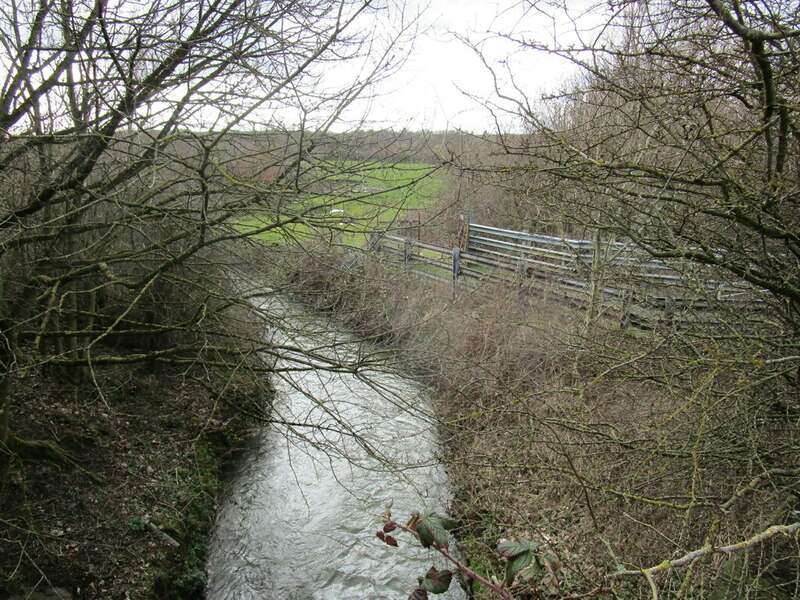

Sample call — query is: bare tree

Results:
[0,0,415,448]
[480,0,799,324]
[431,2,800,597]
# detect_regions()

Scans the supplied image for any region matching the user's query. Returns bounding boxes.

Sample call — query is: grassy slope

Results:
[236,162,442,245]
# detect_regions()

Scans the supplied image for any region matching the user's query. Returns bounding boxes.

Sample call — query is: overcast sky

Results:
[347,0,597,132]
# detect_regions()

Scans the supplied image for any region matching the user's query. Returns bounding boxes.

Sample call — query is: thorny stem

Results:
[437,545,515,600]
[391,521,515,600]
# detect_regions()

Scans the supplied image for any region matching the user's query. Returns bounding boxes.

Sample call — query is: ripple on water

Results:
[207,299,463,600]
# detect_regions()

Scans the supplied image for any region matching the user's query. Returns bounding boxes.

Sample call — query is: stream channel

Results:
[206,296,464,600]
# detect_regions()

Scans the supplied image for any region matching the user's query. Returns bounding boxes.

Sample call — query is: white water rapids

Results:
[206,297,464,600]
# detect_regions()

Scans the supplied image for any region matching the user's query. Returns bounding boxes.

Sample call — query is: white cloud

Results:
[341,0,594,132]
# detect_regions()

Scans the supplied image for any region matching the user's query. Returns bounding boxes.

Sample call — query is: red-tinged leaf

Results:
[383,521,399,533]
[385,535,399,547]
[421,566,453,594]
[542,555,562,595]
[543,554,562,571]
[376,530,386,541]
[408,586,429,600]
[416,513,450,549]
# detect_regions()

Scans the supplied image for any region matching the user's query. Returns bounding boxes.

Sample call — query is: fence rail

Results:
[372,220,757,328]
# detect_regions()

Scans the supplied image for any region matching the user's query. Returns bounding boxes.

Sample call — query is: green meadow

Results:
[236,161,443,245]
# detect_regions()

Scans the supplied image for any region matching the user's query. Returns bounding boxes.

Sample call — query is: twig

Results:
[643,570,659,600]
[614,521,800,578]
[142,516,180,548]
[436,545,515,600]
[764,355,800,365]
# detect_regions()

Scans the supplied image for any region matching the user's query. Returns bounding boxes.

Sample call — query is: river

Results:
[206,296,463,600]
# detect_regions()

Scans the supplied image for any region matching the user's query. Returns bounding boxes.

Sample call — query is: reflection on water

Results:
[206,297,463,600]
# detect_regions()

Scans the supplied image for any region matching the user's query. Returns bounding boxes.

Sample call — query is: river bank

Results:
[0,362,266,599]
[268,244,800,599]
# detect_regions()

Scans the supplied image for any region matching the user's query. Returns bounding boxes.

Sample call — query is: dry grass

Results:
[272,245,800,600]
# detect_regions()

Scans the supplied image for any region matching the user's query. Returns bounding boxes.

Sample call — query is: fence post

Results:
[582,228,607,333]
[452,247,461,281]
[516,229,530,282]
[620,287,633,328]
[664,296,676,328]
[403,238,411,264]
[458,212,470,251]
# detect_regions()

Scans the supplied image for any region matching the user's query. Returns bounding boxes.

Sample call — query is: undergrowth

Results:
[0,364,267,599]
[270,242,800,600]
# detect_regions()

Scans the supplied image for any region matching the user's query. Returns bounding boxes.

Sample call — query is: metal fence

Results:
[372,221,756,328]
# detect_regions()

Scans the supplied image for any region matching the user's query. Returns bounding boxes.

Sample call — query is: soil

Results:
[0,362,266,599]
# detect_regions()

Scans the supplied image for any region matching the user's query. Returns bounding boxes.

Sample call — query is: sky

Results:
[231,0,605,134]
[345,0,600,132]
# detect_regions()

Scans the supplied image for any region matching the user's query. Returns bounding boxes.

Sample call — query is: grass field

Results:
[237,161,443,245]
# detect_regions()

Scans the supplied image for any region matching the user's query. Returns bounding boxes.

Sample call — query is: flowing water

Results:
[206,297,463,600]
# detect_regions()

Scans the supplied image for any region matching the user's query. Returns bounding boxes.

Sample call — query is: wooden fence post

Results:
[517,229,531,281]
[664,296,676,328]
[583,228,607,333]
[620,288,633,328]
[458,212,470,251]
[452,247,461,281]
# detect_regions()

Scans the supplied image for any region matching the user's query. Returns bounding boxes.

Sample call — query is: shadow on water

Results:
[206,295,464,600]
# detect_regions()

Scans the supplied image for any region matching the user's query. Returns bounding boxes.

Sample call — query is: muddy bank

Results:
[0,363,266,600]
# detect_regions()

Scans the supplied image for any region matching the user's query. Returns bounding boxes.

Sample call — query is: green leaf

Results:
[416,519,435,548]
[505,549,535,586]
[517,559,541,582]
[416,513,450,549]
[497,539,540,559]
[421,567,453,594]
